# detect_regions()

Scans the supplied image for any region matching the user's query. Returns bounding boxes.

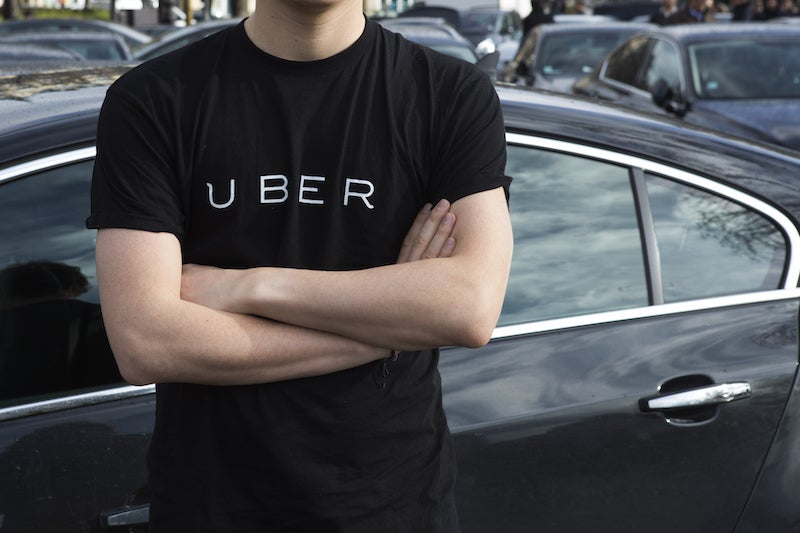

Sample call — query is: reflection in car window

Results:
[499,146,647,326]
[646,174,786,302]
[0,161,122,406]
[642,40,680,94]
[690,40,800,99]
[603,36,650,87]
[540,32,636,77]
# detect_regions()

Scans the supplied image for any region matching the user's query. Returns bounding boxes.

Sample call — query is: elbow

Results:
[115,354,158,386]
[448,288,503,348]
[107,330,168,386]
[455,316,497,348]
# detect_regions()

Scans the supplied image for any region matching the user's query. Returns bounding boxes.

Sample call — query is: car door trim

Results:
[0,146,96,184]
[507,132,800,286]
[0,384,155,422]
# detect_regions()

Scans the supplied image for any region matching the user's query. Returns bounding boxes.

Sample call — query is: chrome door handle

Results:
[98,503,150,528]
[645,382,752,411]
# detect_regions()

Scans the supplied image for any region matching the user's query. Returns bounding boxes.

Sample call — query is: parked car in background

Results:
[499,21,652,91]
[0,32,133,61]
[3,64,800,532]
[378,19,499,77]
[458,7,523,57]
[133,18,240,61]
[0,17,152,51]
[573,23,800,150]
[396,5,523,58]
[0,42,84,64]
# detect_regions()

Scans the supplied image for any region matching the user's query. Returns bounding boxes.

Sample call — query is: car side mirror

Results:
[650,78,689,118]
[476,51,500,80]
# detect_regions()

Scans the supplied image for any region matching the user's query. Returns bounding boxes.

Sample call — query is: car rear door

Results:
[444,134,800,532]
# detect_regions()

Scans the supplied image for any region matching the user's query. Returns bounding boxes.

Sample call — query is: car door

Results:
[0,149,155,532]
[443,134,800,532]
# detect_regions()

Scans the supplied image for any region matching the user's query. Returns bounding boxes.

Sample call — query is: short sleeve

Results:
[427,67,510,204]
[86,72,185,236]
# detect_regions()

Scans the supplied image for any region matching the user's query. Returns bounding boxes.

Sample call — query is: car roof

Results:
[0,65,129,164]
[641,21,800,42]
[0,31,128,43]
[0,42,84,61]
[0,17,152,45]
[536,21,654,34]
[133,18,241,60]
[497,85,800,196]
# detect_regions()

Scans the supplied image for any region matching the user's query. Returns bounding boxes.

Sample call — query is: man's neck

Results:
[245,0,365,62]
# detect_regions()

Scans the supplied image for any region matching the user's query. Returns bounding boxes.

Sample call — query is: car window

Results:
[690,39,800,99]
[641,39,680,93]
[646,173,785,301]
[0,160,122,407]
[603,35,650,87]
[540,32,639,77]
[500,145,648,325]
[499,143,789,327]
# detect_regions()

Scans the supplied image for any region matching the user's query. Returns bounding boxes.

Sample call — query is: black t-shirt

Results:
[87,18,509,532]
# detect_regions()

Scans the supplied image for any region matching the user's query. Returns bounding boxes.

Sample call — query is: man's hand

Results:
[182,201,457,311]
[396,199,456,264]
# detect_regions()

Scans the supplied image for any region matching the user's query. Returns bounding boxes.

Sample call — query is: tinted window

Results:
[646,174,785,301]
[0,160,122,406]
[500,145,647,325]
[500,143,788,327]
[603,36,650,87]
[642,39,680,93]
[690,39,800,99]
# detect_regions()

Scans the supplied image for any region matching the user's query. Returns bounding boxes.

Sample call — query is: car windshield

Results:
[538,31,634,76]
[461,12,497,32]
[690,39,800,99]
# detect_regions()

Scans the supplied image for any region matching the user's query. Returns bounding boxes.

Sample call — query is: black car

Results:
[378,18,499,77]
[500,21,653,92]
[396,5,523,57]
[573,23,800,150]
[3,66,800,532]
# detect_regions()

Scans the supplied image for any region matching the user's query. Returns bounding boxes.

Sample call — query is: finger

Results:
[397,203,433,264]
[421,212,456,259]
[404,199,451,263]
[439,237,456,259]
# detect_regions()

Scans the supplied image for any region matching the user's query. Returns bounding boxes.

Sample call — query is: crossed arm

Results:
[97,187,512,386]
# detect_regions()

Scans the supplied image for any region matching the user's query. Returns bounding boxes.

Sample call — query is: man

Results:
[650,0,679,23]
[663,0,716,23]
[86,0,513,530]
[522,0,554,38]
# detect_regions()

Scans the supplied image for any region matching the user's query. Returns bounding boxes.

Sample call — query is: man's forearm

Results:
[182,188,513,351]
[96,229,387,387]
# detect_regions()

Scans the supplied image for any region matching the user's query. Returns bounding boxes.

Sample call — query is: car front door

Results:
[444,134,800,532]
[0,150,155,532]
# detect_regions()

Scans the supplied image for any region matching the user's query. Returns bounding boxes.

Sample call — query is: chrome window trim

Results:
[492,288,800,339]
[0,146,96,184]
[499,132,800,338]
[0,384,156,422]
[3,137,799,420]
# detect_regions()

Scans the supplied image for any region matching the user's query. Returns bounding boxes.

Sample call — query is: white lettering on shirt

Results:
[260,174,289,204]
[344,178,375,209]
[207,174,376,209]
[299,175,325,205]
[207,179,236,209]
